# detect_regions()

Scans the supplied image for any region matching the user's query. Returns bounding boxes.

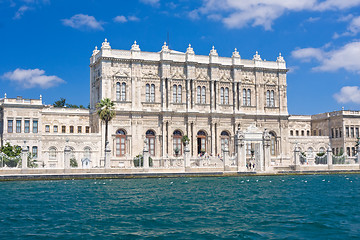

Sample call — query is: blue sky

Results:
[1,0,360,115]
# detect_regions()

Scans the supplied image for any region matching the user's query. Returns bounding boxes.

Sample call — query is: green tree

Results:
[0,143,21,167]
[96,98,115,153]
[53,98,66,107]
[70,157,78,168]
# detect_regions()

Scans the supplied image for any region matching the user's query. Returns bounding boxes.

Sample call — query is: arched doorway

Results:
[146,130,155,156]
[173,130,182,156]
[197,130,207,155]
[116,129,126,157]
[269,131,277,156]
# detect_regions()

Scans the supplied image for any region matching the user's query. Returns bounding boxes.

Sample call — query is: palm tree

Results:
[96,98,115,166]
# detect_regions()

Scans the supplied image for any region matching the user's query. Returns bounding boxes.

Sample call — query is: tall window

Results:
[224,87,229,104]
[54,125,58,133]
[197,86,201,103]
[173,130,182,156]
[146,83,155,102]
[146,84,150,102]
[78,126,82,133]
[62,126,66,133]
[266,90,270,106]
[146,130,156,156]
[270,90,274,107]
[32,146,38,158]
[173,85,177,103]
[270,132,276,156]
[7,120,13,133]
[45,125,50,133]
[70,126,74,133]
[243,89,251,106]
[121,82,126,101]
[351,127,354,138]
[177,85,182,103]
[116,129,126,157]
[33,120,38,133]
[201,86,206,104]
[24,120,30,133]
[116,82,121,100]
[220,87,224,104]
[346,126,349,137]
[220,131,230,152]
[197,130,207,154]
[16,120,21,133]
[86,126,90,133]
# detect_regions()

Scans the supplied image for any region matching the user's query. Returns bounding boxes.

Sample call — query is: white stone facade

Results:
[0,39,359,170]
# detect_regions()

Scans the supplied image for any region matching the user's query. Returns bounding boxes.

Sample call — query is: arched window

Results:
[270,90,274,107]
[197,86,201,103]
[49,147,57,160]
[177,85,182,103]
[145,84,150,102]
[116,82,121,101]
[197,130,207,154]
[201,86,206,104]
[247,89,251,106]
[220,87,224,104]
[84,147,91,159]
[220,131,230,152]
[266,90,270,107]
[173,85,177,103]
[146,130,156,156]
[242,89,246,105]
[224,87,229,105]
[173,130,182,156]
[116,129,126,157]
[150,84,155,102]
[121,82,126,101]
[290,130,293,136]
[270,131,276,156]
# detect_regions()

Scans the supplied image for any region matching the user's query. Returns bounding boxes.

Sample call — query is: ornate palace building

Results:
[0,39,359,169]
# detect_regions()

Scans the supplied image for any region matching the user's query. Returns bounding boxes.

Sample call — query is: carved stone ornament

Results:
[209,46,218,56]
[253,51,261,61]
[101,38,111,49]
[131,41,140,51]
[277,53,285,63]
[186,44,195,55]
[232,48,240,58]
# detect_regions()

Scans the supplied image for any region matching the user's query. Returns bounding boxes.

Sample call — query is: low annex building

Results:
[0,39,358,169]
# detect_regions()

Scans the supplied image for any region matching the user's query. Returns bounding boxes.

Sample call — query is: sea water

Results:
[0,174,359,239]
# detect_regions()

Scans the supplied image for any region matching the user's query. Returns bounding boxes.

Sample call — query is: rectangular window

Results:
[313,130,316,136]
[296,130,299,136]
[331,128,334,138]
[356,127,359,138]
[352,147,355,156]
[346,127,349,137]
[16,120,21,133]
[351,127,355,138]
[33,120,38,133]
[70,126,74,133]
[339,129,342,138]
[24,120,30,133]
[335,129,338,138]
[32,146,38,158]
[307,130,310,136]
[45,125,50,133]
[78,126,82,133]
[347,147,350,156]
[301,130,304,136]
[86,126,90,133]
[7,120,13,133]
[62,126,66,133]
[54,125,58,133]
[319,129,322,136]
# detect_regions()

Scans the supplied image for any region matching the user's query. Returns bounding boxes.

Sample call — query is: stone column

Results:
[327,145,333,170]
[236,127,247,172]
[21,142,28,169]
[143,139,150,171]
[105,141,111,169]
[64,145,71,169]
[223,139,230,171]
[184,140,191,171]
[263,129,271,172]
[294,144,300,171]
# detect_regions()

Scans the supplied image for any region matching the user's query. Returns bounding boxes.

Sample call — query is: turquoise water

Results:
[0,175,360,240]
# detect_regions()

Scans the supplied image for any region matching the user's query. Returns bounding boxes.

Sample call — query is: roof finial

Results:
[186,43,195,55]
[131,40,140,51]
[277,52,285,63]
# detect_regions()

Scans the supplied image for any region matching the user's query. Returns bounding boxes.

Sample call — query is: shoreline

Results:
[1,170,360,181]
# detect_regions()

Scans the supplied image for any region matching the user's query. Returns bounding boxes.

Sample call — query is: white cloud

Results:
[113,15,127,23]
[140,0,159,7]
[191,0,360,30]
[334,86,360,104]
[13,5,31,19]
[2,68,65,89]
[113,15,140,23]
[292,41,360,73]
[128,16,140,21]
[62,14,104,31]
